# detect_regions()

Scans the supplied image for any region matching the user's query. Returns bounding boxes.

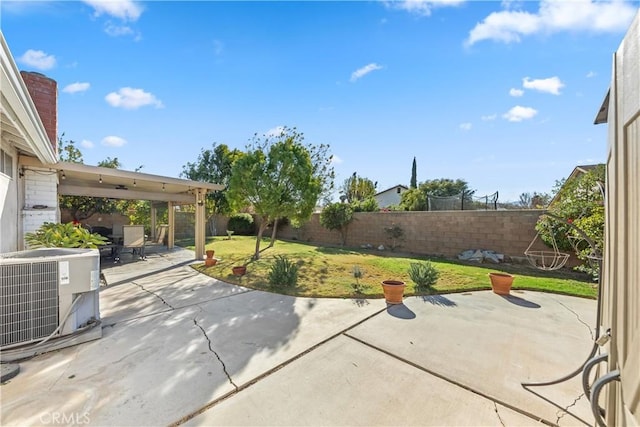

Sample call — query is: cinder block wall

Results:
[276,210,550,259]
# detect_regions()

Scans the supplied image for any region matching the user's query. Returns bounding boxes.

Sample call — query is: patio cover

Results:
[19,156,224,260]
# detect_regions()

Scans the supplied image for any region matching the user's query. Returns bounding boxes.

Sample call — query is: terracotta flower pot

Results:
[489,272,514,295]
[381,280,406,304]
[206,250,215,259]
[232,266,246,276]
[205,258,217,267]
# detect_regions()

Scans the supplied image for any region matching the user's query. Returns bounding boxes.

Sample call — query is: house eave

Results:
[0,32,56,164]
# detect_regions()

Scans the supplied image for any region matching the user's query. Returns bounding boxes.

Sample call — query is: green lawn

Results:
[182,236,597,299]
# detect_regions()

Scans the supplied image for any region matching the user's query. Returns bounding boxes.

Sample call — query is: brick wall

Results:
[20,71,58,152]
[20,71,57,151]
[276,210,551,260]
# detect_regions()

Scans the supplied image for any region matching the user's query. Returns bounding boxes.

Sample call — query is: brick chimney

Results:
[20,71,58,153]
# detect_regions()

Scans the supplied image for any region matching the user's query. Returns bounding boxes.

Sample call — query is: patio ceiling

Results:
[20,157,224,204]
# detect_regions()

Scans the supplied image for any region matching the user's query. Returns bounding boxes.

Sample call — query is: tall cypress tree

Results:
[410,157,417,189]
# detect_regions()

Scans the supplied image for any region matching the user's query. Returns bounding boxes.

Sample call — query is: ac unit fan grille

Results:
[0,261,59,347]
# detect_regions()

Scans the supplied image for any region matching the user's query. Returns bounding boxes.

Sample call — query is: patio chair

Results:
[120,225,146,261]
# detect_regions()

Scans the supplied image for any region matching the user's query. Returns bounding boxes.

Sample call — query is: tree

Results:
[410,157,417,189]
[399,178,473,211]
[399,188,427,211]
[419,178,472,197]
[226,127,334,260]
[340,172,377,203]
[58,137,121,221]
[319,202,354,245]
[518,192,551,209]
[181,143,243,234]
[58,136,83,163]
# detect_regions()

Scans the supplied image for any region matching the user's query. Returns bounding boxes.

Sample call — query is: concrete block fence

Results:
[274,210,551,261]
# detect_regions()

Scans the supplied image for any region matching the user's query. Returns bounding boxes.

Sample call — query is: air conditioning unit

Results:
[0,248,102,350]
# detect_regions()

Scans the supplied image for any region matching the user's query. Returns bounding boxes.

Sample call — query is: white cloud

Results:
[62,82,90,94]
[331,155,343,164]
[386,0,465,16]
[82,0,143,21]
[481,113,497,121]
[102,136,127,147]
[586,70,597,78]
[523,76,564,95]
[509,88,524,97]
[105,87,164,109]
[466,0,637,46]
[350,63,383,82]
[503,105,538,122]
[265,126,286,137]
[104,22,134,37]
[459,122,472,131]
[80,139,94,149]
[18,49,56,70]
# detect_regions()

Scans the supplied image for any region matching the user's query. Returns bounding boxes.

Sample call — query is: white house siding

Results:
[0,142,18,252]
[21,166,59,246]
[375,187,407,208]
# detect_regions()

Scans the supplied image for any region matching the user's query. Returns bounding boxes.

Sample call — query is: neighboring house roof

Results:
[0,31,56,164]
[549,164,603,206]
[374,184,408,197]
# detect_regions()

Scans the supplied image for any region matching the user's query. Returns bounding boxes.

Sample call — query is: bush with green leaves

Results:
[25,222,108,249]
[319,202,354,245]
[351,197,379,212]
[226,213,256,235]
[408,261,439,291]
[268,255,299,288]
[537,164,605,279]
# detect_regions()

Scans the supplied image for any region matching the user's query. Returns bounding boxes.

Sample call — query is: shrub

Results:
[227,213,255,235]
[409,261,439,290]
[384,223,405,251]
[352,265,364,293]
[319,203,354,245]
[268,255,299,288]
[25,222,108,248]
[351,197,379,212]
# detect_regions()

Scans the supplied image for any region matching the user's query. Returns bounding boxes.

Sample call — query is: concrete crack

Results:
[193,317,238,391]
[133,281,175,310]
[556,393,585,425]
[556,299,595,341]
[493,402,506,427]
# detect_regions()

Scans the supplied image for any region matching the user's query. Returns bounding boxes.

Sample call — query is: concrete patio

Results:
[1,246,597,426]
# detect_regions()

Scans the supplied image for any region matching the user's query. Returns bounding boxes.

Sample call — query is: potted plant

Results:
[381,280,406,304]
[232,265,247,276]
[205,249,216,267]
[488,272,514,295]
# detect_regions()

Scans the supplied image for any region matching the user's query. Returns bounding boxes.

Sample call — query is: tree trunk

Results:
[268,218,279,248]
[254,221,268,260]
[209,214,217,236]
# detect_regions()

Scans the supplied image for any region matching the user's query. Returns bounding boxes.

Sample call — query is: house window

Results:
[396,187,401,194]
[0,149,13,179]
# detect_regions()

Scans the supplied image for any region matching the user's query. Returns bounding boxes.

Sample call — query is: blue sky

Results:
[2,0,638,203]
